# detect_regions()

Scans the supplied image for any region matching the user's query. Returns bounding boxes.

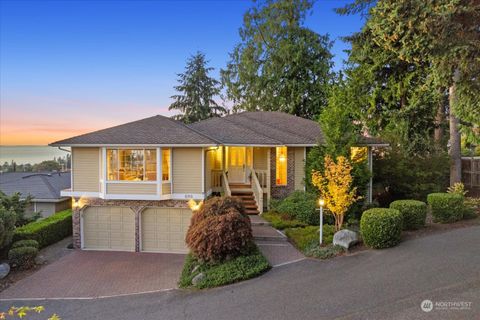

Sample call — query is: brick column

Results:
[131,206,144,252]
[72,207,82,249]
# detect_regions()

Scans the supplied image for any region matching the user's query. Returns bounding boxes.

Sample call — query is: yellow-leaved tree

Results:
[312,155,360,231]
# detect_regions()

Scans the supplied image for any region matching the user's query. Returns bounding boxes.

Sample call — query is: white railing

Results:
[255,169,268,189]
[211,169,223,191]
[222,171,231,197]
[251,168,263,214]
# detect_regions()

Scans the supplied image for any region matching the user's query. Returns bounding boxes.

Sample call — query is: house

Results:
[0,171,71,217]
[50,111,385,253]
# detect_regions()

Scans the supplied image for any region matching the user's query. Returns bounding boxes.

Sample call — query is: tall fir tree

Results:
[169,52,226,124]
[221,0,333,119]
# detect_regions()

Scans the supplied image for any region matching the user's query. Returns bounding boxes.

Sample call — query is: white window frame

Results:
[106,148,158,183]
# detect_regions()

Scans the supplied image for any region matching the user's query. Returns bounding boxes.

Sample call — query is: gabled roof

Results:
[49,111,385,148]
[0,172,71,201]
[50,115,218,146]
[189,112,324,146]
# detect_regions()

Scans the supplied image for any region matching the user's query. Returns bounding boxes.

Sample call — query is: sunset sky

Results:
[0,0,363,145]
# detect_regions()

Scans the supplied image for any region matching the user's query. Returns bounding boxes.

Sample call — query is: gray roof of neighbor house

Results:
[0,171,71,201]
[50,115,218,146]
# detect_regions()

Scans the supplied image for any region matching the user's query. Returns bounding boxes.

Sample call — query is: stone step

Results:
[246,209,260,215]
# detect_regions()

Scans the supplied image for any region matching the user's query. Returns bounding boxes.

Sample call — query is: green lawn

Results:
[261,211,307,230]
[179,245,270,289]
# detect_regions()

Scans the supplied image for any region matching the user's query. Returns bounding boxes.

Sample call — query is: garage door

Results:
[83,206,135,251]
[141,207,192,253]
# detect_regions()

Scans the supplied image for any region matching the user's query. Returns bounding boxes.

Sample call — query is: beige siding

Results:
[141,207,192,253]
[253,147,268,170]
[72,147,100,192]
[106,183,157,195]
[294,147,305,191]
[172,148,202,194]
[34,202,56,217]
[162,182,172,195]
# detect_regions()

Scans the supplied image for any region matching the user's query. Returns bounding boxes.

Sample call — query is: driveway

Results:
[1,225,478,319]
[0,251,185,299]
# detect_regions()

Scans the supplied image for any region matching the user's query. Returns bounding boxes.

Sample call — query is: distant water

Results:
[0,146,71,165]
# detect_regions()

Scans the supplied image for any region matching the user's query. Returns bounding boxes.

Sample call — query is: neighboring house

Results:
[0,171,71,217]
[51,111,385,253]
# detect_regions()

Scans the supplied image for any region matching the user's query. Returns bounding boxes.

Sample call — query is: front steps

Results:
[230,184,260,215]
[249,215,288,242]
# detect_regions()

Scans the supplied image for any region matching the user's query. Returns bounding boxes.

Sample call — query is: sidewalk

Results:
[250,215,305,267]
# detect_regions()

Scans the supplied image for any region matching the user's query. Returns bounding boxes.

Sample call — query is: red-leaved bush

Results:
[186,197,253,262]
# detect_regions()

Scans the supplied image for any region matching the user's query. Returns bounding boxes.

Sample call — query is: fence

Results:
[462,157,480,197]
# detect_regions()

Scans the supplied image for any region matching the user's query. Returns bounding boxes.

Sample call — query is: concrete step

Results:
[249,215,271,226]
[252,225,288,242]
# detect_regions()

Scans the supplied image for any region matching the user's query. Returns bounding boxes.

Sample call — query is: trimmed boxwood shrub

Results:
[8,246,38,270]
[13,209,72,248]
[390,200,427,230]
[270,191,318,225]
[11,239,40,250]
[360,208,403,249]
[427,193,464,223]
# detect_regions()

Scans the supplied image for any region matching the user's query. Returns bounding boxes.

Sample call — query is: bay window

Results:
[276,146,287,185]
[107,149,157,181]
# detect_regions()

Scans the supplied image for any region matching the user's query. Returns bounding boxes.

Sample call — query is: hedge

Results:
[360,208,403,249]
[11,239,40,250]
[427,193,464,223]
[13,209,72,248]
[389,200,427,230]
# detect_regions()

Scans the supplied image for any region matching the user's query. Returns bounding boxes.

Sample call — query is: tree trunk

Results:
[448,80,462,185]
[434,92,445,144]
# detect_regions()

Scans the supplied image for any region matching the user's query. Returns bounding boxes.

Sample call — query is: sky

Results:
[0,0,364,145]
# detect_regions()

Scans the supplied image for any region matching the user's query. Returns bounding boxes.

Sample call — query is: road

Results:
[1,226,479,320]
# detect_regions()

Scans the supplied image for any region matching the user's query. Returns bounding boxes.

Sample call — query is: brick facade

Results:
[73,198,189,251]
[270,147,296,199]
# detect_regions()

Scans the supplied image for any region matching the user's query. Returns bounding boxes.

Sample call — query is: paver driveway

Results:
[0,251,185,299]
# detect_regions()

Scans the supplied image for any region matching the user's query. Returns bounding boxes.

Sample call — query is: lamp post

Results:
[318,198,325,245]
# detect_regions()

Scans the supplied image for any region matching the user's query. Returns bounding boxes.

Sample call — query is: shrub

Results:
[427,193,464,223]
[191,196,246,226]
[360,208,402,249]
[261,211,306,230]
[389,200,427,230]
[11,239,40,250]
[304,243,344,259]
[186,201,253,263]
[463,197,480,219]
[271,191,318,225]
[0,205,16,250]
[285,225,335,251]
[13,209,72,248]
[179,245,270,289]
[8,246,38,270]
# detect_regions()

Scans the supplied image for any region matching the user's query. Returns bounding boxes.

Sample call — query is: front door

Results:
[228,147,246,183]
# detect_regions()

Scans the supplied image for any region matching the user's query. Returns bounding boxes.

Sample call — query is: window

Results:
[162,149,171,181]
[276,146,287,185]
[107,149,156,181]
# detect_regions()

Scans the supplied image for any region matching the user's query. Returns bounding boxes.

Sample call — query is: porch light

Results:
[188,199,203,212]
[279,154,286,162]
[72,196,86,210]
[318,198,325,245]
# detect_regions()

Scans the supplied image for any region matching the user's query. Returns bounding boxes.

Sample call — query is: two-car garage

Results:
[81,206,192,253]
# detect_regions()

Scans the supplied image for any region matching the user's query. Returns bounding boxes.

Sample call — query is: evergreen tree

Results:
[221,0,333,119]
[169,52,226,124]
